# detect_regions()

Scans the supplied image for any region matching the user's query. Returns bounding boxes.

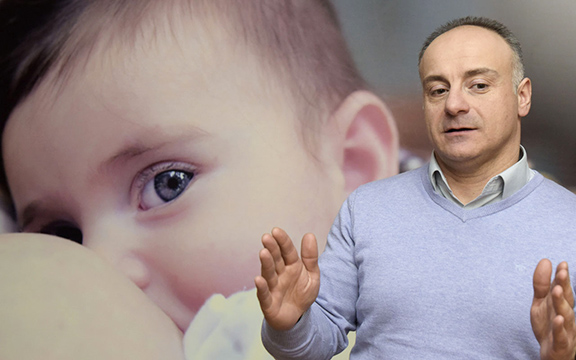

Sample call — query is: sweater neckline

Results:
[419,165,544,222]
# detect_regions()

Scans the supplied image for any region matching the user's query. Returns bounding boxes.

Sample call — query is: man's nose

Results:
[81,220,151,291]
[444,87,470,116]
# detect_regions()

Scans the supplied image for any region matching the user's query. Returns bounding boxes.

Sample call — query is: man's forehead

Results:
[426,25,510,56]
[420,25,513,75]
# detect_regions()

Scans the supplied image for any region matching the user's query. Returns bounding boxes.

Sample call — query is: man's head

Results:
[0,0,398,331]
[418,16,532,174]
[419,17,525,93]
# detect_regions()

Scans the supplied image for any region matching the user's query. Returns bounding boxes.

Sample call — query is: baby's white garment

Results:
[183,289,272,360]
[183,288,355,359]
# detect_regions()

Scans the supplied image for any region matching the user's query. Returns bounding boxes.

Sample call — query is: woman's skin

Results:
[0,233,185,360]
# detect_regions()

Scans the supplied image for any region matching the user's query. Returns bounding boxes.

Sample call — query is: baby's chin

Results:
[173,308,201,333]
[166,285,258,332]
[174,314,196,333]
[156,298,199,333]
[183,289,267,359]
[161,285,259,332]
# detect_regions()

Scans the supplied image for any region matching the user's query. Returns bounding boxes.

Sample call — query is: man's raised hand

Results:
[531,259,576,360]
[254,227,320,331]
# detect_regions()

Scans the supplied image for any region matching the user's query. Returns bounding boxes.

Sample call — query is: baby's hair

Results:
[0,0,368,205]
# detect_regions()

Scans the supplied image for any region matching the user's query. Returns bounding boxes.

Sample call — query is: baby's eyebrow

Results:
[100,128,211,172]
[106,144,159,166]
[18,128,212,228]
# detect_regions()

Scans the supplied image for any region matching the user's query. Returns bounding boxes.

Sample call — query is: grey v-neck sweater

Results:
[263,165,576,359]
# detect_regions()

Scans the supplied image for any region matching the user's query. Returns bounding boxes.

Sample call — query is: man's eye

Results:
[430,88,448,96]
[472,83,489,91]
[40,221,83,244]
[140,170,194,210]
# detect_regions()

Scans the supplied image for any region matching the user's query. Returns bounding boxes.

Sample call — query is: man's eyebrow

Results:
[422,68,500,87]
[465,67,499,78]
[422,75,448,87]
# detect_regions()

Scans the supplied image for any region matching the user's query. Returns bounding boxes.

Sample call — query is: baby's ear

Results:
[330,90,399,194]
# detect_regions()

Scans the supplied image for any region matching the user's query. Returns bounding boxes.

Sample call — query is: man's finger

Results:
[254,275,273,313]
[262,232,287,274]
[552,284,576,336]
[534,258,553,300]
[301,233,319,276]
[259,248,279,289]
[555,262,574,308]
[551,315,570,354]
[272,227,301,266]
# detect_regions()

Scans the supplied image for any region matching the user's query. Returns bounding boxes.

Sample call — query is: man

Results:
[256,16,576,359]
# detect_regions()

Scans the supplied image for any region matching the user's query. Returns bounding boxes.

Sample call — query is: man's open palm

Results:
[531,259,576,360]
[254,227,320,331]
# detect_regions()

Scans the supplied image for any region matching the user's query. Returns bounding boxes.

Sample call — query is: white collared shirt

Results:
[428,146,535,209]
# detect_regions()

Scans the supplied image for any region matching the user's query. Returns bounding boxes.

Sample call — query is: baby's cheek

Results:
[155,216,262,323]
[206,251,259,296]
[174,249,258,315]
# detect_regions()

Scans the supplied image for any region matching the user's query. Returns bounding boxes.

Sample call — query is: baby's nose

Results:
[114,255,151,290]
[81,221,152,291]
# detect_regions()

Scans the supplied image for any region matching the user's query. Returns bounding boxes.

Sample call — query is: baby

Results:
[0,0,398,358]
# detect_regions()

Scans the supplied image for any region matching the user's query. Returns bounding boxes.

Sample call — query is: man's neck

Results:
[435,152,520,205]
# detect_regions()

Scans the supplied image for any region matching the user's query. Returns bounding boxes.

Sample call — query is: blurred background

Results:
[333,0,576,190]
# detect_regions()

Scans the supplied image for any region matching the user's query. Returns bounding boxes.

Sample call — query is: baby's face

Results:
[3,24,347,331]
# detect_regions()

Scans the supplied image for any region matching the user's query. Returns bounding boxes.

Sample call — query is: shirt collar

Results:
[428,145,534,208]
[498,145,534,198]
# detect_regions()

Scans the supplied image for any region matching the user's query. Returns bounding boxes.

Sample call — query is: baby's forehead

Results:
[56,4,237,82]
[5,0,344,176]
[9,6,300,130]
[37,8,289,117]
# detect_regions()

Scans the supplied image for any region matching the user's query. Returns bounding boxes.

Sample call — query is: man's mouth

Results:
[445,127,475,133]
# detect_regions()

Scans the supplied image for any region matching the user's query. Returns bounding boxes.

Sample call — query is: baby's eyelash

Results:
[134,162,197,191]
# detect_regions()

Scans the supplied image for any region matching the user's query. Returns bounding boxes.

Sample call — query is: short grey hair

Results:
[418,16,525,92]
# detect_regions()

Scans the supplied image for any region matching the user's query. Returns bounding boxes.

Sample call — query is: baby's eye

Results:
[140,169,194,210]
[40,221,83,244]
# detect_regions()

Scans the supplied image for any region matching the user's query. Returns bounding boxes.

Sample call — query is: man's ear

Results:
[517,77,532,117]
[330,90,399,194]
